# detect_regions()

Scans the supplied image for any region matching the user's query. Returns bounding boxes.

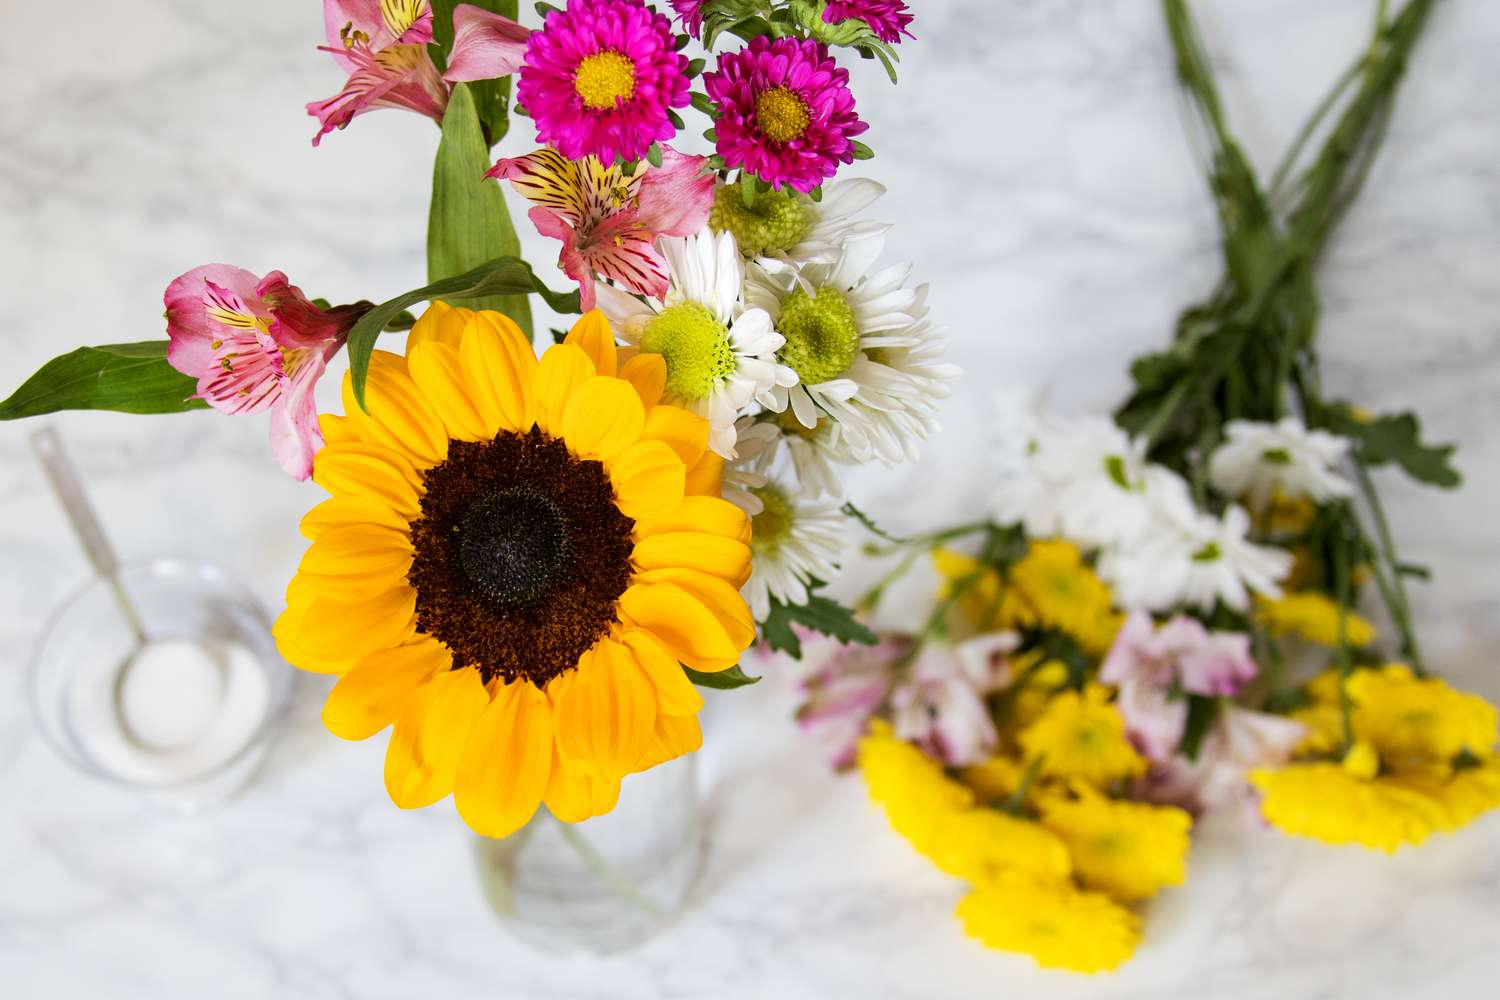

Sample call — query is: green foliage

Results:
[760,589,877,658]
[0,342,206,419]
[428,83,533,333]
[428,0,519,145]
[684,664,761,689]
[346,257,579,408]
[1331,409,1461,488]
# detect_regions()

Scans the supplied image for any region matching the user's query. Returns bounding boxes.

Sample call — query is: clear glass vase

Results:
[474,754,703,955]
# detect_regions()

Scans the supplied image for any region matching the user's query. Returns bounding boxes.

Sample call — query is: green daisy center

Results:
[750,484,794,554]
[777,286,860,385]
[708,184,815,258]
[639,302,736,403]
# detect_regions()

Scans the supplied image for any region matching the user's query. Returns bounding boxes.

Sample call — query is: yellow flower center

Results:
[574,50,637,110]
[750,485,795,553]
[639,302,736,402]
[755,86,811,143]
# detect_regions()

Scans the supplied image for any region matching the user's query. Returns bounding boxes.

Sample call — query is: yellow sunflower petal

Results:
[384,666,489,809]
[319,412,360,447]
[562,309,618,377]
[454,678,554,838]
[542,746,622,824]
[640,404,709,468]
[298,524,412,578]
[313,443,422,516]
[534,343,597,435]
[635,495,751,545]
[322,640,450,741]
[633,712,703,773]
[609,440,686,521]
[273,588,360,675]
[630,567,755,652]
[619,580,745,672]
[621,629,703,717]
[294,586,417,662]
[632,531,751,588]
[299,495,411,540]
[619,354,666,409]
[459,312,537,435]
[407,300,474,349]
[560,376,646,462]
[684,449,724,498]
[345,350,449,468]
[552,640,658,781]
[406,339,490,442]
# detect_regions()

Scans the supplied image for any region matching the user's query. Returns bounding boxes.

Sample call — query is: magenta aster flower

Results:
[823,0,915,45]
[517,0,690,164]
[702,36,868,193]
[667,0,704,37]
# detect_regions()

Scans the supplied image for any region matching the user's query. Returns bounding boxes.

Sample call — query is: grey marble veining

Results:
[1,1,1497,997]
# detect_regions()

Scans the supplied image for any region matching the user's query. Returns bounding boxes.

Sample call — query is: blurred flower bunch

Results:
[788,0,1496,974]
[1,0,946,837]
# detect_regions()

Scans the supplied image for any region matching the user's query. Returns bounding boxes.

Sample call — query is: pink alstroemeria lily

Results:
[485,145,714,309]
[309,2,529,145]
[164,265,367,479]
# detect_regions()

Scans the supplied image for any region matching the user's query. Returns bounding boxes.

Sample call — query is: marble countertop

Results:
[3,1,1498,996]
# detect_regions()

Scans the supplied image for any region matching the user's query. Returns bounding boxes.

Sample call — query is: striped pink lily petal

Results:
[444,3,530,83]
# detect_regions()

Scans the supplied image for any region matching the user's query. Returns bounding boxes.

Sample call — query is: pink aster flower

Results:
[486,143,712,309]
[517,0,691,164]
[703,36,868,193]
[823,1,915,45]
[309,2,529,145]
[667,1,704,37]
[164,266,367,479]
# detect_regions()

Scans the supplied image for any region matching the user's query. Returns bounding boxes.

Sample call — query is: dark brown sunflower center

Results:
[407,428,635,687]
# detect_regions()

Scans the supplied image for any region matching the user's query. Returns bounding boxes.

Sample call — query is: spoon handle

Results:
[30,427,148,644]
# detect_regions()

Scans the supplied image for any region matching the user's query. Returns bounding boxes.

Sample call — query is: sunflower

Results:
[274,304,755,838]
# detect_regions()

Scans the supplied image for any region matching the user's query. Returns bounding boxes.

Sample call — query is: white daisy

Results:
[1100,493,1292,614]
[595,228,797,458]
[735,413,848,499]
[1208,417,1353,510]
[737,477,845,621]
[722,416,779,515]
[746,234,959,466]
[708,177,889,273]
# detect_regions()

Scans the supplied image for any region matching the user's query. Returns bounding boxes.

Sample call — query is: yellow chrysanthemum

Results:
[1039,789,1192,903]
[858,720,974,855]
[960,753,1031,805]
[956,871,1141,974]
[1249,751,1450,852]
[1346,664,1498,768]
[1019,683,1146,787]
[274,304,755,838]
[1008,541,1121,655]
[1256,591,1377,648]
[1254,491,1317,539]
[931,548,1022,633]
[1388,758,1500,831]
[927,807,1073,885]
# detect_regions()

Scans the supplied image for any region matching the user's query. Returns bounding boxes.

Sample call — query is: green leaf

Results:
[1,342,207,419]
[683,664,761,690]
[347,257,580,407]
[1333,410,1461,489]
[1178,694,1220,762]
[760,592,877,658]
[428,83,533,334]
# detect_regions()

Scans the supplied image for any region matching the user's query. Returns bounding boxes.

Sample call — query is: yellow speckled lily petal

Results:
[542,745,621,824]
[313,443,422,516]
[459,312,537,434]
[621,629,703,717]
[534,343,596,436]
[639,404,708,468]
[563,309,618,377]
[609,440,685,520]
[632,531,751,588]
[299,495,411,540]
[620,353,665,408]
[619,580,743,672]
[552,640,657,781]
[407,300,474,348]
[633,712,703,773]
[631,567,755,652]
[635,496,751,545]
[294,585,417,662]
[322,640,450,741]
[384,665,488,809]
[455,679,554,838]
[560,376,645,461]
[407,339,489,442]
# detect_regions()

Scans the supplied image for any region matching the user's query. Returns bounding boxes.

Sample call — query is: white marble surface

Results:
[3,1,1499,996]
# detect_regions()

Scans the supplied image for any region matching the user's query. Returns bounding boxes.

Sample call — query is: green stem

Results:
[554,818,668,919]
[1333,520,1356,753]
[1352,460,1426,674]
